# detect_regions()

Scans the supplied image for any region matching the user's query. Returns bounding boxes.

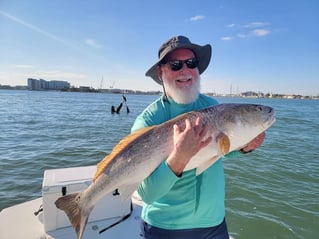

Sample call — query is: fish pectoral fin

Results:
[217,133,230,155]
[196,156,219,175]
[117,183,139,202]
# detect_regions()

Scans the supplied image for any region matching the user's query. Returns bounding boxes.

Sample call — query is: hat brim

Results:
[145,44,212,85]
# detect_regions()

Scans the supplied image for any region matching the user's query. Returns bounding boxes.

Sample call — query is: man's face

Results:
[157,48,200,104]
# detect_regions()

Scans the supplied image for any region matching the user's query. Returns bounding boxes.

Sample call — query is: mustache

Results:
[174,74,193,81]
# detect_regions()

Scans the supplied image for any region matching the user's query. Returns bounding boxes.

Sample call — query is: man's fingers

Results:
[201,136,212,148]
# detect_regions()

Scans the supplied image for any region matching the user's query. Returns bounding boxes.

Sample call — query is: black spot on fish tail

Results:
[55,193,90,239]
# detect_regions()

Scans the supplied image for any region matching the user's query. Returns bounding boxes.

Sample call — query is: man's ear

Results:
[156,65,163,82]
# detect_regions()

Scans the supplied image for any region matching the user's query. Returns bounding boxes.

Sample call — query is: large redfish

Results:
[55,103,275,239]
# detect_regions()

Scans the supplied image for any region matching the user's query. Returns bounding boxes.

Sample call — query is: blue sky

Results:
[0,0,318,95]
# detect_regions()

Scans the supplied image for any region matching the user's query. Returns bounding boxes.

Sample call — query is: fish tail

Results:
[55,193,91,239]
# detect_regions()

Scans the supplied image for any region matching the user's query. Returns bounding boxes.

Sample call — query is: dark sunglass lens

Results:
[169,61,183,71]
[166,58,198,71]
[185,58,198,69]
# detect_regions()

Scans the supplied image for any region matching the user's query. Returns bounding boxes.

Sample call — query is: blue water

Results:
[0,90,318,239]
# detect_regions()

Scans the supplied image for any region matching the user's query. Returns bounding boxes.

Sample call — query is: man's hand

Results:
[166,117,212,176]
[240,132,266,154]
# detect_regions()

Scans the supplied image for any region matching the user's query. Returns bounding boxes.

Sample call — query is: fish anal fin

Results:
[217,133,230,155]
[117,183,139,202]
[196,156,219,175]
[93,126,156,181]
[55,193,91,239]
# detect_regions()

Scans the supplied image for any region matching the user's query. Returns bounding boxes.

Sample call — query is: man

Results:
[131,36,265,239]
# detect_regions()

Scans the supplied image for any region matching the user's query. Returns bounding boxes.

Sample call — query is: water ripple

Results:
[1,91,318,239]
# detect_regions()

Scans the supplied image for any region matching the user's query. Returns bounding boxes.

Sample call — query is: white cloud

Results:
[252,29,270,36]
[221,36,233,41]
[243,22,270,28]
[85,39,103,48]
[236,29,270,38]
[224,21,271,40]
[190,15,205,22]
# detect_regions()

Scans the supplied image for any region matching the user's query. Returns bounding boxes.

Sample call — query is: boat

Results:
[0,165,235,239]
[0,165,143,239]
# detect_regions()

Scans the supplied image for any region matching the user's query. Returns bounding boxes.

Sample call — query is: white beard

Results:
[163,75,200,104]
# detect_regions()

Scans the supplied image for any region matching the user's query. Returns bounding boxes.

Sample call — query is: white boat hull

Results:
[0,194,143,239]
[0,165,234,239]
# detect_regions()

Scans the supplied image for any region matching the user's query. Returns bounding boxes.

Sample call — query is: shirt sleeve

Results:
[131,114,149,133]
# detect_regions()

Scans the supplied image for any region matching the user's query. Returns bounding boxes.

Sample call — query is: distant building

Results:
[79,86,91,92]
[240,91,263,98]
[27,78,70,91]
[48,80,70,90]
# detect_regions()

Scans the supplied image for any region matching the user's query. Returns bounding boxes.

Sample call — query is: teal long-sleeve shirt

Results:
[131,94,239,230]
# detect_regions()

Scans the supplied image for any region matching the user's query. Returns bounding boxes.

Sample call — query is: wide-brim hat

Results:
[145,35,212,85]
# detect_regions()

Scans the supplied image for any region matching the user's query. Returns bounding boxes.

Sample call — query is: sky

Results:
[0,0,318,96]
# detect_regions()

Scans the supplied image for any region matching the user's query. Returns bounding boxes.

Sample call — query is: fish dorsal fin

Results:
[217,132,230,155]
[93,126,155,181]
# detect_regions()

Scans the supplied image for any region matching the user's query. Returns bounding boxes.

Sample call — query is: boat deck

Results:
[0,195,143,239]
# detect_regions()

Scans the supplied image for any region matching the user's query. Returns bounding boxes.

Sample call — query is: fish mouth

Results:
[264,113,276,129]
[268,117,276,127]
[264,106,275,125]
[269,108,276,124]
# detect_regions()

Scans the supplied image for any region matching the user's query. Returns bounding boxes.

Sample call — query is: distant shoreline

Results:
[1,87,318,100]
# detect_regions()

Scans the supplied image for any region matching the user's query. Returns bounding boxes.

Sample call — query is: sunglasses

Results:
[161,57,199,71]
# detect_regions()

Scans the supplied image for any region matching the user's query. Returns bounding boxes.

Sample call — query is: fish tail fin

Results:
[55,193,91,239]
